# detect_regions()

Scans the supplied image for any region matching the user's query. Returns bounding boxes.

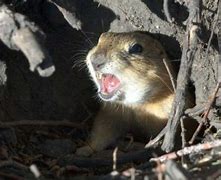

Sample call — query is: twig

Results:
[204,0,220,107]
[0,159,29,171]
[151,139,221,163]
[59,148,162,168]
[217,0,221,105]
[189,82,221,144]
[154,155,163,180]
[0,171,23,180]
[163,58,176,92]
[218,0,221,55]
[130,168,136,180]
[145,126,167,148]
[180,116,187,148]
[185,104,205,117]
[163,0,174,23]
[164,160,190,180]
[49,0,81,30]
[30,164,41,178]
[205,5,219,58]
[113,147,118,171]
[162,0,202,152]
[0,120,83,129]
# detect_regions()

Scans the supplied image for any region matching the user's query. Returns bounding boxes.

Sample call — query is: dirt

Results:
[0,0,220,179]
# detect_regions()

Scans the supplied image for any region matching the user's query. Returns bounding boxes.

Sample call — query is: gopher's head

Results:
[86,32,173,105]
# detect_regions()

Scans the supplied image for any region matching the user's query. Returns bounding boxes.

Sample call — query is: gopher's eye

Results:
[128,43,143,54]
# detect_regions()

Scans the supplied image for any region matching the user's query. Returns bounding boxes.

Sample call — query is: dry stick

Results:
[204,1,219,98]
[164,160,190,180]
[0,172,23,180]
[217,0,221,105]
[113,147,118,171]
[189,82,221,144]
[0,120,83,129]
[218,0,221,57]
[145,126,167,148]
[180,116,187,148]
[151,139,221,163]
[155,159,164,180]
[30,164,41,179]
[145,59,176,148]
[161,0,201,152]
[163,58,176,92]
[205,6,219,58]
[48,0,81,30]
[163,0,173,23]
[0,159,29,171]
[185,104,205,117]
[59,148,160,168]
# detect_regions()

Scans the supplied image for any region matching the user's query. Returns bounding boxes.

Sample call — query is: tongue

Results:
[101,74,120,94]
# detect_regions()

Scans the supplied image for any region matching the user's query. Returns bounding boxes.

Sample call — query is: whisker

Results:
[68,48,89,55]
[73,49,89,52]
[170,59,181,62]
[80,31,100,38]
[154,74,174,93]
[72,62,86,70]
[80,30,94,47]
[71,60,86,67]
[70,54,87,62]
[71,52,87,57]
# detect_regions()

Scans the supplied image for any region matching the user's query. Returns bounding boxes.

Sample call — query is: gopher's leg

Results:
[76,105,129,156]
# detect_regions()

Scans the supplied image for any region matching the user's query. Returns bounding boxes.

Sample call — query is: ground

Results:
[0,0,220,179]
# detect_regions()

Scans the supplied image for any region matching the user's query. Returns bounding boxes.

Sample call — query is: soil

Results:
[0,0,220,179]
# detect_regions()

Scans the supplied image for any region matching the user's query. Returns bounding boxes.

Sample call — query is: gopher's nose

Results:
[90,54,106,70]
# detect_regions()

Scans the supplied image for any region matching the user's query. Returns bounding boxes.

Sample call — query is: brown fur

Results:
[76,32,182,156]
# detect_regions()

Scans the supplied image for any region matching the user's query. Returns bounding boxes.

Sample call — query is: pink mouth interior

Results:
[101,74,120,94]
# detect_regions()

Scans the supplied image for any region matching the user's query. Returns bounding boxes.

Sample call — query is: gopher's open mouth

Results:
[96,72,121,100]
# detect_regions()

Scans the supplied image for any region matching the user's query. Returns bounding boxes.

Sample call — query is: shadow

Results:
[168,1,189,25]
[41,0,116,49]
[141,0,165,20]
[0,1,113,121]
[75,0,116,34]
[141,31,182,58]
[138,31,182,73]
[141,0,189,25]
[199,25,219,52]
[13,0,116,46]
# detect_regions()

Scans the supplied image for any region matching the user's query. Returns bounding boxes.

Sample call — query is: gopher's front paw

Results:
[76,146,94,157]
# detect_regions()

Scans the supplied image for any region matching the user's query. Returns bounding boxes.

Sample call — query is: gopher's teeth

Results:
[100,91,108,95]
[96,72,102,79]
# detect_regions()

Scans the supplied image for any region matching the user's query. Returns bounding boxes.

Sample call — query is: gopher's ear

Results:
[99,32,112,42]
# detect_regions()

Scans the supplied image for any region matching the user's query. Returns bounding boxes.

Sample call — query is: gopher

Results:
[76,32,182,156]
